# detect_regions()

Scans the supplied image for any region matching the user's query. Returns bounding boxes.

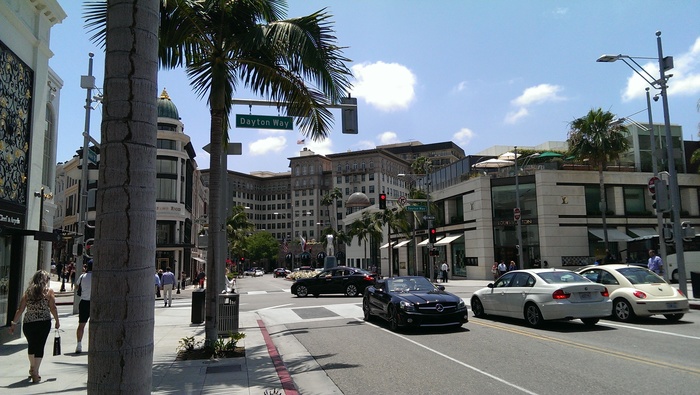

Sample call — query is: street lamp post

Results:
[398,172,432,281]
[597,31,688,295]
[514,147,524,269]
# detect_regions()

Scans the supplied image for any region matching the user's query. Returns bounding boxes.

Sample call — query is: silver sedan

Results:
[470,269,612,327]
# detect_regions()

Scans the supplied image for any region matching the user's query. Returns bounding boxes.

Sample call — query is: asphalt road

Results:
[237,274,700,395]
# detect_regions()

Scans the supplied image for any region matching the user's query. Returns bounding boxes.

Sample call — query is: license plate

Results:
[666,302,677,309]
[579,292,591,300]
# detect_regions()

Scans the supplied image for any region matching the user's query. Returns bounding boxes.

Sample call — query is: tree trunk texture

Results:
[89,0,159,393]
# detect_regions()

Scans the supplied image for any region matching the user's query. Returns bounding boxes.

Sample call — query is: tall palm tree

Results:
[226,205,254,260]
[376,206,411,276]
[567,108,630,255]
[320,186,342,234]
[87,0,160,392]
[348,211,383,270]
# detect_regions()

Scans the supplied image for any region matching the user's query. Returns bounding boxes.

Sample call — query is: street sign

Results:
[406,205,427,212]
[513,207,521,221]
[648,176,660,193]
[397,196,407,206]
[87,149,97,165]
[423,215,435,220]
[236,114,293,130]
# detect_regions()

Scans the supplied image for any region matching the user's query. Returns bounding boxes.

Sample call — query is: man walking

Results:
[647,249,663,275]
[440,261,449,283]
[161,267,177,307]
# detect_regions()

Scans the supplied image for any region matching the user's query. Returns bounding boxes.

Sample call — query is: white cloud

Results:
[506,84,565,124]
[378,131,400,145]
[249,136,286,156]
[306,138,334,156]
[504,107,529,124]
[351,61,416,111]
[356,140,376,150]
[623,36,700,101]
[453,80,469,93]
[453,128,476,146]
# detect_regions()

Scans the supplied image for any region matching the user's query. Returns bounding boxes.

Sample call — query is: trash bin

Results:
[191,289,205,324]
[691,272,700,299]
[217,293,240,336]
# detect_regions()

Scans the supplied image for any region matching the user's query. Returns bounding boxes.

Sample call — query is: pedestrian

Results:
[154,271,161,298]
[161,267,176,307]
[497,260,507,276]
[197,269,206,288]
[647,249,663,275]
[67,261,76,290]
[433,263,439,283]
[508,260,517,271]
[491,262,499,280]
[75,259,92,354]
[441,261,449,283]
[9,270,60,383]
[156,269,163,297]
[180,271,187,290]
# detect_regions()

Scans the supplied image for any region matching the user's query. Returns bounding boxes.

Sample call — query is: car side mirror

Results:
[487,283,494,289]
[437,285,445,291]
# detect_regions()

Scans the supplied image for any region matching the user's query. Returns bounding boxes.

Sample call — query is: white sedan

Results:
[578,264,689,322]
[470,269,611,327]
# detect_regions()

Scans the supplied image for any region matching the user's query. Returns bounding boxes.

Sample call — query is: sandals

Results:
[29,369,41,383]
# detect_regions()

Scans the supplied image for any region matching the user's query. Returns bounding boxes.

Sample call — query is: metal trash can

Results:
[691,272,700,299]
[191,289,205,324]
[217,293,240,336]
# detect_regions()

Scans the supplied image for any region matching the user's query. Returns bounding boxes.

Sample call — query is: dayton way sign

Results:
[236,114,293,130]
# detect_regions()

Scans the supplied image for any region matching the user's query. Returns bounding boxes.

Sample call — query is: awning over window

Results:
[629,228,657,239]
[380,241,397,249]
[417,238,432,247]
[393,240,412,248]
[192,257,207,263]
[588,228,631,242]
[434,234,463,246]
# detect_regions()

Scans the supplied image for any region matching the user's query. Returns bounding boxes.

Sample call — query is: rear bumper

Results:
[540,300,612,320]
[633,299,690,315]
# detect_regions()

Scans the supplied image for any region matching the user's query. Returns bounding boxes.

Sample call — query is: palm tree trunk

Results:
[89,0,159,392]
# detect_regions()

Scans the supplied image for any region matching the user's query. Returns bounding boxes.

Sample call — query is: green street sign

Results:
[236,114,293,130]
[406,205,427,212]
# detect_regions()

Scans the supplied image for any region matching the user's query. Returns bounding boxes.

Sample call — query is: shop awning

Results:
[380,241,397,249]
[588,228,631,242]
[417,238,432,247]
[629,228,657,239]
[434,234,463,246]
[393,240,412,248]
[192,257,207,263]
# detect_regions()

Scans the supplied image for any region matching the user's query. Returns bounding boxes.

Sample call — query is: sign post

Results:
[513,207,521,221]
[648,176,660,194]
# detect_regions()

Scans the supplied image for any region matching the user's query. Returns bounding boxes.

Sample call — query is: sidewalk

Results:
[0,279,314,394]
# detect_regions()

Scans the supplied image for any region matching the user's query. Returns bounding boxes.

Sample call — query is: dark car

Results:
[291,266,376,297]
[363,276,468,332]
[274,268,290,278]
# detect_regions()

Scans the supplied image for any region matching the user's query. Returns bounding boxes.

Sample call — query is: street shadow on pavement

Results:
[470,315,617,333]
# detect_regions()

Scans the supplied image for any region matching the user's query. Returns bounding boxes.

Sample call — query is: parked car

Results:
[245,267,264,277]
[291,266,376,297]
[577,264,689,322]
[363,276,468,332]
[274,268,290,278]
[470,269,611,327]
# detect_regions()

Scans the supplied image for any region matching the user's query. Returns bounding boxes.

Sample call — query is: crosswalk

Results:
[257,302,364,326]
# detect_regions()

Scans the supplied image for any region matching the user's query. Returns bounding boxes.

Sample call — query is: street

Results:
[238,274,700,395]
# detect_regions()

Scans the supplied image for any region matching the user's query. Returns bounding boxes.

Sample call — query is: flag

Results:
[283,240,288,253]
[300,235,306,251]
[296,139,305,145]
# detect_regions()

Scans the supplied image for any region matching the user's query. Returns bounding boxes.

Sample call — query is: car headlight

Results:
[399,300,415,312]
[458,298,466,309]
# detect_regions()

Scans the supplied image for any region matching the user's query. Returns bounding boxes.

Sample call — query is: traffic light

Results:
[240,256,245,264]
[651,179,670,212]
[429,227,437,243]
[429,248,439,256]
[379,193,387,209]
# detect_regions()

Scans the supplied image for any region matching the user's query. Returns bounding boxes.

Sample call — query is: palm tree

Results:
[226,205,254,261]
[567,108,630,255]
[85,0,352,355]
[376,206,411,276]
[348,211,383,270]
[88,0,160,392]
[411,155,432,175]
[320,186,342,233]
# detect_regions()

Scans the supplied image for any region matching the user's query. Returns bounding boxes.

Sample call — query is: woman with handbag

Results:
[9,270,60,383]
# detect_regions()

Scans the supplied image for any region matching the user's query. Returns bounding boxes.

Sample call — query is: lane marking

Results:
[355,318,539,395]
[603,321,700,340]
[472,320,700,376]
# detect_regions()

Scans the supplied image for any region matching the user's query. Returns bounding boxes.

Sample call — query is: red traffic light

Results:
[429,227,437,243]
[379,193,387,209]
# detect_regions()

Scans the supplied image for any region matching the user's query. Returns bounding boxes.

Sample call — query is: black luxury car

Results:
[363,276,468,331]
[290,266,376,297]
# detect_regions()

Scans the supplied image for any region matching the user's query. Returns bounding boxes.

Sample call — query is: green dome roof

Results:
[158,88,179,119]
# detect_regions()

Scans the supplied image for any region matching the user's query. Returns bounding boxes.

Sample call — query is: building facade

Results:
[0,0,66,344]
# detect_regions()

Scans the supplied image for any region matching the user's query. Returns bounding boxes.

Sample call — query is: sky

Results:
[50,1,700,175]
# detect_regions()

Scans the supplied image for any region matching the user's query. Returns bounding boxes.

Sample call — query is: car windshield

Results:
[537,271,588,284]
[616,267,664,285]
[386,277,435,293]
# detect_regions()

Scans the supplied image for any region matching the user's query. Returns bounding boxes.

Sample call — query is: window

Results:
[624,186,647,215]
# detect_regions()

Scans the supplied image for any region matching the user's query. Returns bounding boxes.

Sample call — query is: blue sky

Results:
[50,1,700,174]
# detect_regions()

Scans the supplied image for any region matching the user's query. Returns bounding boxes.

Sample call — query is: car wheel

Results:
[471,297,486,318]
[612,298,635,322]
[581,318,599,326]
[388,305,400,332]
[524,303,543,327]
[363,298,372,321]
[664,313,684,322]
[345,284,358,297]
[671,269,679,284]
[296,285,308,298]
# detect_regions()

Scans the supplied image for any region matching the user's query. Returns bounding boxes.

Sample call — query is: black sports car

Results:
[363,276,468,331]
[291,266,376,297]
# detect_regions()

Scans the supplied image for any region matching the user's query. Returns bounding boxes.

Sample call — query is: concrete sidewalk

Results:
[0,280,309,394]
